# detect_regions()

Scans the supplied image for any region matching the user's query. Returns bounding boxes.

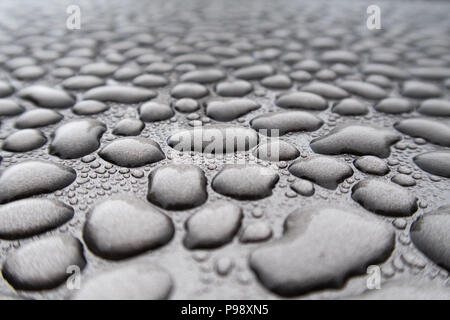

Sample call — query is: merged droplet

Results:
[249,206,394,296]
[413,151,450,178]
[310,124,400,158]
[2,235,86,290]
[212,165,279,200]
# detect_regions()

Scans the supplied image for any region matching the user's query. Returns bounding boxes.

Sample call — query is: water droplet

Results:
[168,124,258,153]
[84,86,157,103]
[14,109,63,129]
[139,102,174,122]
[184,201,242,249]
[251,111,323,136]
[413,151,450,178]
[289,156,353,189]
[212,165,279,200]
[240,222,272,243]
[276,92,327,110]
[147,164,207,210]
[0,199,73,240]
[2,235,85,290]
[354,156,389,176]
[18,86,75,109]
[72,100,109,115]
[72,263,172,299]
[3,129,47,152]
[394,118,450,147]
[0,161,76,204]
[99,137,165,167]
[249,206,394,296]
[411,205,450,271]
[50,119,106,159]
[206,99,259,121]
[311,124,400,158]
[83,196,174,259]
[351,179,418,217]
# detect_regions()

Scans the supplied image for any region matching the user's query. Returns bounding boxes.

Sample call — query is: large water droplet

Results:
[50,119,106,159]
[351,179,418,217]
[184,201,242,249]
[99,137,165,167]
[83,196,174,260]
[147,164,207,210]
[249,206,394,296]
[0,161,76,204]
[212,165,279,200]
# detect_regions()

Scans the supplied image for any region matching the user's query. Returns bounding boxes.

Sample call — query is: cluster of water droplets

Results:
[0,0,449,300]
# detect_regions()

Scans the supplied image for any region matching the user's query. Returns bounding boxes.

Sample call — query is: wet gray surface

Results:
[0,0,449,300]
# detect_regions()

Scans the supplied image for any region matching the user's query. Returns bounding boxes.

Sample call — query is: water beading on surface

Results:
[0,0,448,300]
